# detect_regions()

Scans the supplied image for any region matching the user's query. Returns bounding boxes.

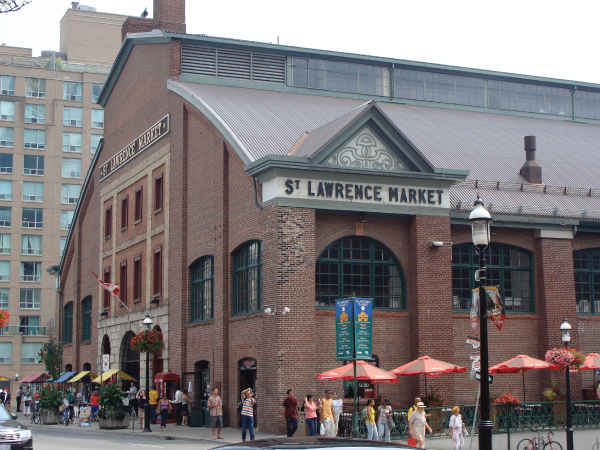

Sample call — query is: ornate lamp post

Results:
[560,318,574,450]
[469,195,493,450]
[142,313,153,433]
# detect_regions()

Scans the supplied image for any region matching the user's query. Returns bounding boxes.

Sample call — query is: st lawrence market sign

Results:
[99,115,169,180]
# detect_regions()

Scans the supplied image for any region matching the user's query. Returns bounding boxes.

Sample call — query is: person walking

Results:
[181,388,192,426]
[408,401,431,449]
[22,388,32,418]
[449,406,465,449]
[240,387,256,442]
[149,386,159,424]
[407,397,421,419]
[66,389,75,423]
[331,391,343,437]
[136,390,147,429]
[319,390,335,437]
[173,386,183,425]
[127,382,138,417]
[208,388,224,439]
[3,388,11,412]
[365,398,378,440]
[304,394,318,436]
[16,387,22,413]
[90,390,100,422]
[378,398,393,441]
[157,394,172,431]
[282,389,298,437]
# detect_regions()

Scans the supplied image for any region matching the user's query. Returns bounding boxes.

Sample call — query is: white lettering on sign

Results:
[470,354,481,361]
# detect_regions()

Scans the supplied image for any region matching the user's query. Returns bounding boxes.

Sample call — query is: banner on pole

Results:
[470,286,506,331]
[336,298,354,360]
[354,298,373,359]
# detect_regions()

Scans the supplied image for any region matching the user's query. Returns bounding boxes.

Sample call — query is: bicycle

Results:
[517,428,562,450]
[29,404,40,425]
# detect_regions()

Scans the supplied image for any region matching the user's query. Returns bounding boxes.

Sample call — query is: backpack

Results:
[237,401,243,413]
[361,406,369,420]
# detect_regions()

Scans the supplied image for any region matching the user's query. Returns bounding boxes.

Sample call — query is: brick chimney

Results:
[519,136,542,184]
[153,0,186,33]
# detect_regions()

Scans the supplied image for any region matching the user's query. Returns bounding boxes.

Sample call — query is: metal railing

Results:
[0,56,111,75]
[0,325,47,336]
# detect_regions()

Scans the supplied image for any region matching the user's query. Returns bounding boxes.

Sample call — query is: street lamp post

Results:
[142,313,153,433]
[561,318,574,450]
[469,195,494,450]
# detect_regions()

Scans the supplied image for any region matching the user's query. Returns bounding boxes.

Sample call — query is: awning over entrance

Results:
[54,372,77,383]
[0,377,9,381]
[68,371,98,383]
[92,369,136,383]
[20,373,50,383]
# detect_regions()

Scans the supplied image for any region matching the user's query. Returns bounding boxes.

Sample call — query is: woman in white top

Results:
[331,391,343,437]
[22,390,32,418]
[448,406,465,449]
[377,398,393,441]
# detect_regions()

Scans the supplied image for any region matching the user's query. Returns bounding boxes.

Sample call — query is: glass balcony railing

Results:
[0,325,47,336]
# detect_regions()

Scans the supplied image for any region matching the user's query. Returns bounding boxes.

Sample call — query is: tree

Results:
[38,336,63,381]
[0,0,32,13]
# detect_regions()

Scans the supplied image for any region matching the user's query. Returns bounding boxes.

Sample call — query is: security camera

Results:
[282,307,291,315]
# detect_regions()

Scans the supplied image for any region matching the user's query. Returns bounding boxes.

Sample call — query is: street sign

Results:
[471,360,480,371]
[102,354,109,372]
[354,298,373,359]
[475,371,494,384]
[336,299,354,360]
[470,353,481,361]
[466,336,480,349]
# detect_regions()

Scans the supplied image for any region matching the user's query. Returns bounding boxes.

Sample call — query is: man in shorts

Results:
[207,388,223,440]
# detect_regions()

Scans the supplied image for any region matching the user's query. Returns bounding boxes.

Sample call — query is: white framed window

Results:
[61,184,81,204]
[0,234,10,254]
[23,155,44,175]
[0,76,15,96]
[25,78,46,98]
[0,342,12,364]
[24,104,45,124]
[0,207,10,227]
[21,341,42,363]
[62,158,81,178]
[0,154,12,174]
[0,101,15,121]
[20,261,41,282]
[20,288,40,309]
[0,127,14,147]
[0,261,10,281]
[63,106,83,127]
[21,208,42,228]
[91,109,104,129]
[22,181,43,202]
[91,134,102,154]
[0,180,12,200]
[24,129,45,150]
[60,209,74,230]
[92,83,103,103]
[21,235,42,256]
[62,132,82,153]
[63,82,82,101]
[0,288,8,309]
[60,236,66,257]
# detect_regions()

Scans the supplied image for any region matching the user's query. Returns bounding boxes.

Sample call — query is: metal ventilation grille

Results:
[181,44,285,83]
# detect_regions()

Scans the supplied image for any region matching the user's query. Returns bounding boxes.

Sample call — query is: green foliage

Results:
[99,382,126,409]
[0,0,32,14]
[38,386,63,411]
[37,337,63,381]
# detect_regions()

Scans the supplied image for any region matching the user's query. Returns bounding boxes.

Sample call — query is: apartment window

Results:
[63,106,83,127]
[133,255,141,301]
[0,154,12,174]
[63,302,73,344]
[121,195,128,229]
[63,132,82,153]
[24,129,45,150]
[0,234,9,254]
[19,288,40,309]
[21,261,41,282]
[63,82,82,101]
[59,236,66,257]
[61,184,81,204]
[19,316,40,336]
[154,174,163,211]
[82,296,92,342]
[25,78,45,98]
[0,343,11,364]
[60,209,74,230]
[62,158,81,178]
[21,235,42,255]
[91,109,104,129]
[120,261,127,304]
[0,76,15,95]
[134,188,143,222]
[0,101,15,121]
[104,206,112,238]
[0,127,14,147]
[91,134,102,154]
[22,342,42,363]
[0,288,8,309]
[0,261,9,281]
[24,104,45,124]
[233,241,263,315]
[103,267,111,308]
[191,256,213,322]
[92,84,103,103]
[0,180,12,200]
[0,207,10,227]
[22,208,42,228]
[22,181,43,202]
[153,247,162,296]
[23,155,44,175]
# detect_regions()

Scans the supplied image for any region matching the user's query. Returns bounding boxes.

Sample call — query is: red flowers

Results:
[129,329,165,353]
[0,309,9,329]
[494,392,521,405]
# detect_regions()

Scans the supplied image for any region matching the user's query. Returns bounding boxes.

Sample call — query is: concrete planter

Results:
[41,409,59,425]
[99,413,130,429]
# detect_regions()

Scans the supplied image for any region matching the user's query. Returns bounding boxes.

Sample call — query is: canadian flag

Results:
[91,271,120,297]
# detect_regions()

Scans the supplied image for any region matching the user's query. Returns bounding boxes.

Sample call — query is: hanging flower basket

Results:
[0,309,9,329]
[494,392,521,406]
[545,347,586,370]
[129,329,165,353]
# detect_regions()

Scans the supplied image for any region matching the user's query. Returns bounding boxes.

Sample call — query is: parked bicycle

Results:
[517,428,563,450]
[29,403,40,425]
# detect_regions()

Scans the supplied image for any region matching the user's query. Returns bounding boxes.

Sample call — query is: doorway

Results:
[120,331,140,391]
[195,361,210,401]
[239,358,257,422]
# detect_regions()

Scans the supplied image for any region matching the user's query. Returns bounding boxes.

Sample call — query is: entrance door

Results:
[239,358,257,422]
[121,331,140,391]
[194,361,210,401]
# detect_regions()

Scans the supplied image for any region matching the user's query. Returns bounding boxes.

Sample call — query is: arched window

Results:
[452,243,533,312]
[63,302,73,344]
[83,362,91,372]
[65,363,73,372]
[574,249,600,314]
[233,241,262,315]
[316,237,404,309]
[82,296,92,342]
[190,256,213,322]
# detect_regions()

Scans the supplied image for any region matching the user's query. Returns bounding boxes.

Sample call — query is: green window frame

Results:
[233,241,262,315]
[63,301,73,344]
[452,243,533,312]
[316,237,405,309]
[574,249,600,314]
[191,256,213,322]
[82,296,92,342]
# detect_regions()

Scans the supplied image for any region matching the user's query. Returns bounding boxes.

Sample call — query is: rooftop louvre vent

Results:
[519,135,542,184]
[181,44,285,84]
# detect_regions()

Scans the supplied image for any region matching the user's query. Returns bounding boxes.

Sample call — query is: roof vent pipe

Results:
[71,2,79,9]
[519,135,542,184]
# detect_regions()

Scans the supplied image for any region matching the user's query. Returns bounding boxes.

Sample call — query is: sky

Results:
[1,0,599,84]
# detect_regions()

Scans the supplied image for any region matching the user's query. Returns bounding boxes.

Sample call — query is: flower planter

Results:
[41,409,59,425]
[99,413,130,429]
[425,400,444,432]
[553,396,566,426]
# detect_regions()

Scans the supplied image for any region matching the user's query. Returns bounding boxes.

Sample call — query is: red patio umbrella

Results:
[581,353,600,395]
[317,360,398,384]
[390,356,466,397]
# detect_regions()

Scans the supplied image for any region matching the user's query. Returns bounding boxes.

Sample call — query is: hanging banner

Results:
[336,298,354,360]
[354,298,373,359]
[470,286,506,331]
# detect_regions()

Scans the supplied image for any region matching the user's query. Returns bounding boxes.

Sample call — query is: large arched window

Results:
[574,249,600,314]
[452,243,533,312]
[63,302,73,344]
[81,296,92,342]
[316,237,404,309]
[233,241,262,315]
[191,256,213,322]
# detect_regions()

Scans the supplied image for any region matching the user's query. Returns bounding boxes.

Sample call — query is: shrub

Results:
[38,386,63,411]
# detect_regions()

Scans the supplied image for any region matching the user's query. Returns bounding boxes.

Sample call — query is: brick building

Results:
[58,0,600,433]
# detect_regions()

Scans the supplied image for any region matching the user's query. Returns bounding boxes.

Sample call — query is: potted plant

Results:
[129,328,165,353]
[492,392,520,431]
[98,381,129,429]
[37,386,63,424]
[543,378,563,402]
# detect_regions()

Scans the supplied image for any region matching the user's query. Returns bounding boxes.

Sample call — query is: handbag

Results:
[319,422,325,436]
[407,437,416,446]
[59,405,65,412]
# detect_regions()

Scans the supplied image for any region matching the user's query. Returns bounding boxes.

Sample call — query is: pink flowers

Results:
[545,347,586,370]
[130,329,165,353]
[494,392,521,405]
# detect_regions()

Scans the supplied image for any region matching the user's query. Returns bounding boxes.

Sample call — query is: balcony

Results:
[0,325,47,336]
[0,57,110,75]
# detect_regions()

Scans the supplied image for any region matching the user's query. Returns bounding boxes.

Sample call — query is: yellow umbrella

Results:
[68,371,99,383]
[92,370,136,383]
